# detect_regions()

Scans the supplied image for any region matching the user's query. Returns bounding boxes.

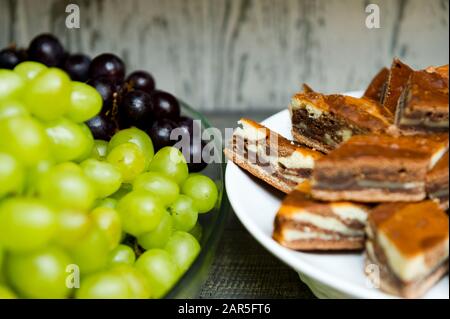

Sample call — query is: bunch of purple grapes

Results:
[0,34,207,172]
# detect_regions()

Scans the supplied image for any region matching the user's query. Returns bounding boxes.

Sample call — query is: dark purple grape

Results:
[177,116,204,144]
[118,90,153,129]
[89,53,125,81]
[0,48,22,69]
[126,71,155,93]
[185,140,208,172]
[177,116,201,136]
[63,54,91,82]
[147,119,177,151]
[173,117,207,172]
[27,34,64,67]
[150,90,180,120]
[85,114,116,140]
[87,77,123,112]
[16,48,28,61]
[58,51,69,68]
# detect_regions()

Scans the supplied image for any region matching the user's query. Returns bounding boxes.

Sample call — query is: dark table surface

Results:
[197,112,315,299]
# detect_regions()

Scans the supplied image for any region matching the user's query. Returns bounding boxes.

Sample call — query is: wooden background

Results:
[0,0,448,111]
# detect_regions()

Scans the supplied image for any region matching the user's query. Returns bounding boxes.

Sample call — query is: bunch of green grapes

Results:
[0,63,218,299]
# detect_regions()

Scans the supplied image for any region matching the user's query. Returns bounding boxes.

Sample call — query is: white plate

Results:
[225,91,449,299]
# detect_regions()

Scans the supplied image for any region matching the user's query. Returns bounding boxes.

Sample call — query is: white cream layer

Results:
[283,229,339,241]
[377,232,449,282]
[291,211,364,237]
[329,203,368,224]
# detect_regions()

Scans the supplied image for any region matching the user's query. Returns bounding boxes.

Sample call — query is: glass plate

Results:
[165,100,229,298]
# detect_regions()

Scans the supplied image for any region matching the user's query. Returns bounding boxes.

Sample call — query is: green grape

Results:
[0,116,50,166]
[91,207,122,250]
[108,244,136,266]
[24,68,71,121]
[38,163,96,211]
[81,159,122,198]
[109,183,132,201]
[107,142,146,183]
[69,226,110,274]
[0,285,17,299]
[77,124,95,162]
[66,81,102,123]
[45,118,94,163]
[189,222,203,242]
[95,197,118,209]
[90,139,108,160]
[133,171,179,206]
[137,211,174,249]
[135,249,179,298]
[13,61,47,81]
[108,127,154,170]
[181,174,218,213]
[0,69,24,100]
[168,195,198,232]
[76,270,131,299]
[0,152,24,198]
[0,198,56,252]
[165,231,201,273]
[5,247,72,298]
[117,190,165,236]
[54,209,91,248]
[24,159,54,195]
[55,161,83,173]
[0,99,29,120]
[111,264,151,299]
[148,147,189,185]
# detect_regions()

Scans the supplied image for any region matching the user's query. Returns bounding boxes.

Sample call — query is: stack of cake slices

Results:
[225,58,449,298]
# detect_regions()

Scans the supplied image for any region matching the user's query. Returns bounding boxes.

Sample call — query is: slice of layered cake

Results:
[289,93,393,153]
[363,67,389,103]
[311,134,449,202]
[365,201,449,298]
[395,69,449,133]
[273,182,369,250]
[382,58,414,114]
[224,118,322,193]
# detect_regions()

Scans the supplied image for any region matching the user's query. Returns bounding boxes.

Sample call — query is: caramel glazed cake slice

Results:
[365,201,449,298]
[273,182,369,250]
[395,69,449,133]
[224,118,322,194]
[289,91,393,153]
[311,134,449,203]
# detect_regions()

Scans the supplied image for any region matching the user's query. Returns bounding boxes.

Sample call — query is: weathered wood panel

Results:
[0,0,448,111]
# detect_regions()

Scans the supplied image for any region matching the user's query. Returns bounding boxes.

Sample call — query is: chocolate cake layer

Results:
[395,69,449,133]
[364,67,389,103]
[365,201,449,298]
[273,184,369,251]
[426,151,449,209]
[311,134,449,202]
[289,92,393,153]
[382,58,414,114]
